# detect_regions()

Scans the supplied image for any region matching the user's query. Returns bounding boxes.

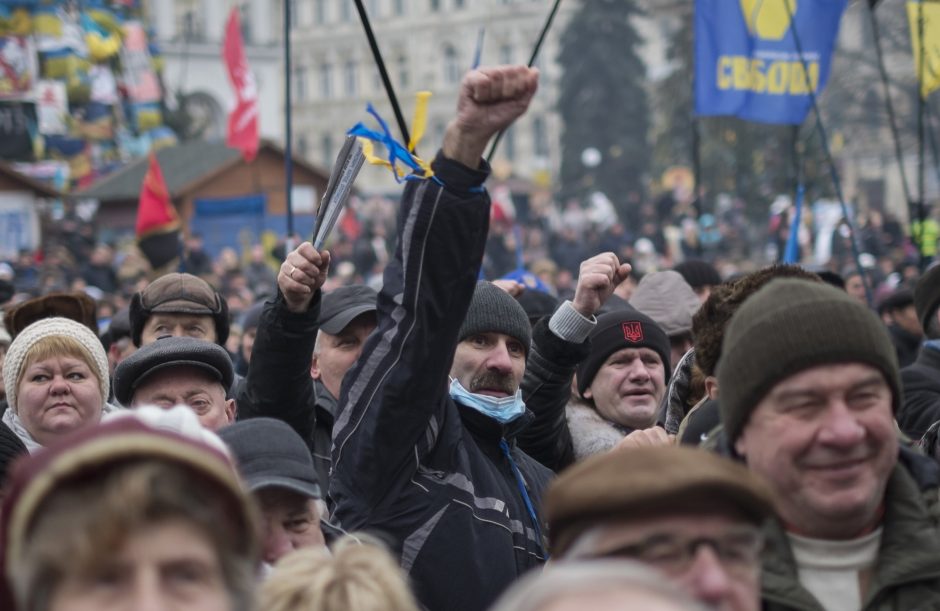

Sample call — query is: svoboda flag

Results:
[907,1,940,98]
[695,0,848,124]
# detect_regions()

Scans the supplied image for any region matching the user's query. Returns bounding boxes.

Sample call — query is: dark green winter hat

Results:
[717,279,901,443]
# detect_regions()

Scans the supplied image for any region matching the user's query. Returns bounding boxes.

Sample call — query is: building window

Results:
[293,65,307,102]
[240,4,252,43]
[322,133,334,165]
[344,60,358,96]
[320,63,333,98]
[499,43,513,65]
[397,54,409,89]
[297,134,308,159]
[455,0,464,7]
[433,120,446,148]
[315,0,327,24]
[504,125,515,161]
[288,0,299,28]
[443,45,460,84]
[182,10,201,41]
[430,0,440,11]
[533,116,548,158]
[368,0,380,16]
[340,0,352,21]
[394,0,405,15]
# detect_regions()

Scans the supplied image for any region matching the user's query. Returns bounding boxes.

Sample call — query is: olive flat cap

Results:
[544,446,775,557]
[113,336,235,406]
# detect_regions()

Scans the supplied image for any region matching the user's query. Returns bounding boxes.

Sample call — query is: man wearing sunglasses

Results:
[545,445,774,611]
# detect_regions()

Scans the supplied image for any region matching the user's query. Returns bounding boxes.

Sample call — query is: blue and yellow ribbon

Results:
[347,92,437,183]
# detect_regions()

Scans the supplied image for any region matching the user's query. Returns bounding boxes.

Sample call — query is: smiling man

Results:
[717,278,940,610]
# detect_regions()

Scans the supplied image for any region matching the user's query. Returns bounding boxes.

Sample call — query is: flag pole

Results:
[917,0,927,268]
[784,1,873,306]
[865,2,914,225]
[486,0,563,163]
[353,0,411,149]
[284,0,295,251]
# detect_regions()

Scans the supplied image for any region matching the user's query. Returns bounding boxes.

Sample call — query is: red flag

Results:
[136,153,180,269]
[223,8,259,162]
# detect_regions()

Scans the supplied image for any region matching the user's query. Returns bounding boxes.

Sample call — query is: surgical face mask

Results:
[449,377,526,424]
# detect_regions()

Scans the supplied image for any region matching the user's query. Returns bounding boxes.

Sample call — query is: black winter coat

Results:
[899,346,940,440]
[236,291,335,489]
[330,156,552,611]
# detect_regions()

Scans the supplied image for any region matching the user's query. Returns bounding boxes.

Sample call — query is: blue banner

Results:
[695,0,848,125]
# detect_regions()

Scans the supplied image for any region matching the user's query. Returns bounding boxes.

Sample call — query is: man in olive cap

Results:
[545,445,774,611]
[718,278,940,610]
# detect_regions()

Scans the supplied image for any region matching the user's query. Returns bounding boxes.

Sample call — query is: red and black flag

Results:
[136,152,180,269]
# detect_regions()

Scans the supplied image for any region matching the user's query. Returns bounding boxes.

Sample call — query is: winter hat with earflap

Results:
[458,281,532,355]
[3,317,109,412]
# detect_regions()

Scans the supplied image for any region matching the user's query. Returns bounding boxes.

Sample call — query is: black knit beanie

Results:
[577,307,672,397]
[674,260,722,290]
[459,282,532,354]
[717,278,901,443]
[915,263,940,333]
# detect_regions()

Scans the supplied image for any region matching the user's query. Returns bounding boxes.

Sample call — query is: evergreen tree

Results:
[652,7,827,221]
[557,0,650,221]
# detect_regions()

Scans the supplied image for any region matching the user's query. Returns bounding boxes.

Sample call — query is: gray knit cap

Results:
[717,279,900,443]
[458,281,531,354]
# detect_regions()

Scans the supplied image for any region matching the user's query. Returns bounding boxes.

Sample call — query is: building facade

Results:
[147,0,284,142]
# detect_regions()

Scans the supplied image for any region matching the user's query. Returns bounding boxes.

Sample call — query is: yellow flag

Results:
[907,1,940,97]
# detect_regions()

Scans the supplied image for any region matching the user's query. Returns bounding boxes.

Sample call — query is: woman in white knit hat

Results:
[1,317,110,453]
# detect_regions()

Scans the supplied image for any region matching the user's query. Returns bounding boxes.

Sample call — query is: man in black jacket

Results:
[899,264,940,439]
[236,281,376,488]
[329,65,549,611]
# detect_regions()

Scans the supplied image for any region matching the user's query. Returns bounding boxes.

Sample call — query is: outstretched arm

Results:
[331,66,539,515]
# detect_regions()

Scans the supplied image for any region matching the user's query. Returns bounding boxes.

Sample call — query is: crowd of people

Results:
[0,65,939,611]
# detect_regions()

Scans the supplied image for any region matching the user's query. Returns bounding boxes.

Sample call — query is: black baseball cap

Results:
[318,285,378,335]
[218,418,321,500]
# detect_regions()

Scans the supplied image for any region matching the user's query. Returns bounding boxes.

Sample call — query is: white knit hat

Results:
[3,317,110,413]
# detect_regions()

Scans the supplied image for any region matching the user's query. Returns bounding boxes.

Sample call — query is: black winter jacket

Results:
[236,291,335,488]
[330,156,552,611]
[899,346,940,440]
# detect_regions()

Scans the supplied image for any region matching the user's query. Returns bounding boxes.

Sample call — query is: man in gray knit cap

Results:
[717,278,940,610]
[331,65,561,611]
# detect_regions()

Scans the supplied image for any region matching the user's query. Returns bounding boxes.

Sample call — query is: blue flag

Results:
[695,0,848,125]
[783,184,805,264]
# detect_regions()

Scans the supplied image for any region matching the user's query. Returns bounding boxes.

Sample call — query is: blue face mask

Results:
[449,378,526,424]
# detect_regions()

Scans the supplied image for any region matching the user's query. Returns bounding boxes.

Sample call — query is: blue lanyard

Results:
[499,439,547,559]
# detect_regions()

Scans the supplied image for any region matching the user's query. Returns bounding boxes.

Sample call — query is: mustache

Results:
[469,371,517,394]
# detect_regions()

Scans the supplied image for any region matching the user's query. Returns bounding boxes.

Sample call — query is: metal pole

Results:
[284,0,295,249]
[917,0,927,267]
[784,0,873,305]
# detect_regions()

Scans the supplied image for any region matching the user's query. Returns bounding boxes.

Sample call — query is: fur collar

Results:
[566,401,627,461]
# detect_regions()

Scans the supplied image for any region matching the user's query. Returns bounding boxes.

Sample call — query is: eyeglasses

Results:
[592,527,765,577]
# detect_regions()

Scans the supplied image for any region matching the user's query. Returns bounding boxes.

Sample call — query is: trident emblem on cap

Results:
[622,322,644,343]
